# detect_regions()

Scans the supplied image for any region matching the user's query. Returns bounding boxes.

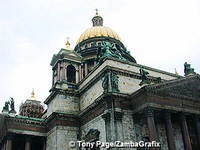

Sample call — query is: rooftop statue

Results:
[110,72,119,92]
[2,97,16,114]
[97,41,126,63]
[2,101,10,112]
[9,97,16,114]
[184,62,195,76]
[102,71,120,93]
[102,72,110,93]
[139,67,150,86]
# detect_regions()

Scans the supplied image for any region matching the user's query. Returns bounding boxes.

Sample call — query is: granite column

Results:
[180,114,192,150]
[6,136,13,150]
[195,115,200,147]
[25,136,31,150]
[164,112,176,150]
[145,108,159,150]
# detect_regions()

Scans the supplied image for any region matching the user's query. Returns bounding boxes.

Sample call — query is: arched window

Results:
[67,65,76,83]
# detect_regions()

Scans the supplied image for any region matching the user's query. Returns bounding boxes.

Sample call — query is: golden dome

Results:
[76,11,121,44]
[76,26,121,44]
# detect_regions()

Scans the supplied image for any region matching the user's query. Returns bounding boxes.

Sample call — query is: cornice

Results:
[74,36,126,52]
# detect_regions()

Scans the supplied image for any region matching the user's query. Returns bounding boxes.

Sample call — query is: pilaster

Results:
[57,62,61,81]
[84,63,88,76]
[102,112,111,142]
[78,65,81,81]
[115,111,124,141]
[76,69,79,84]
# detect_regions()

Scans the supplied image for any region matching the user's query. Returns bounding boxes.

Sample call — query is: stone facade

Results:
[46,94,79,117]
[122,111,136,142]
[47,126,78,150]
[81,116,106,144]
[80,79,104,111]
[0,13,200,150]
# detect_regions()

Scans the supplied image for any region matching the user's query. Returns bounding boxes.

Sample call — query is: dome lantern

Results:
[92,9,103,26]
[76,10,121,45]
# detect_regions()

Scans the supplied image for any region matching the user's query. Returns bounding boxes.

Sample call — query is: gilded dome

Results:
[75,10,137,63]
[76,10,121,44]
[76,26,121,44]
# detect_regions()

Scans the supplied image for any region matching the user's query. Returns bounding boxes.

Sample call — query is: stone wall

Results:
[79,59,178,91]
[133,115,185,150]
[47,126,78,150]
[118,75,141,94]
[46,94,79,117]
[121,110,138,150]
[105,59,178,80]
[80,79,103,111]
[122,111,136,142]
[134,116,148,142]
[80,115,106,149]
[46,127,57,150]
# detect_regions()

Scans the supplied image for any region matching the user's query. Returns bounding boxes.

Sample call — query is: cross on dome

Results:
[30,88,36,100]
[65,37,71,48]
[95,9,98,15]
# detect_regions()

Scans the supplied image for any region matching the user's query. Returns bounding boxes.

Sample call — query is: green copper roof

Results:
[16,115,44,122]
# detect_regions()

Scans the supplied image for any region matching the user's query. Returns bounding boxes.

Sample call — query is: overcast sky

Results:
[0,0,200,112]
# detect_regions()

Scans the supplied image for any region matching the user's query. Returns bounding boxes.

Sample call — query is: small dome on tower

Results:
[19,89,44,118]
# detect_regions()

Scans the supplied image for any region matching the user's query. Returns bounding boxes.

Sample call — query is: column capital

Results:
[194,114,200,120]
[114,111,124,121]
[164,111,172,120]
[180,113,187,120]
[102,112,110,121]
[144,107,154,117]
[25,135,33,142]
[102,111,124,121]
[6,134,14,140]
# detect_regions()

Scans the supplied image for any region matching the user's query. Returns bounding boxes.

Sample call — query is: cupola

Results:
[19,90,44,118]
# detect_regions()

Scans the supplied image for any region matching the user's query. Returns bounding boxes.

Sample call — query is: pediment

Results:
[68,53,77,57]
[64,51,82,60]
[147,75,200,101]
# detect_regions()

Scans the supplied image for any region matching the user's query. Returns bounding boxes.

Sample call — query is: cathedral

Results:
[0,11,200,150]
